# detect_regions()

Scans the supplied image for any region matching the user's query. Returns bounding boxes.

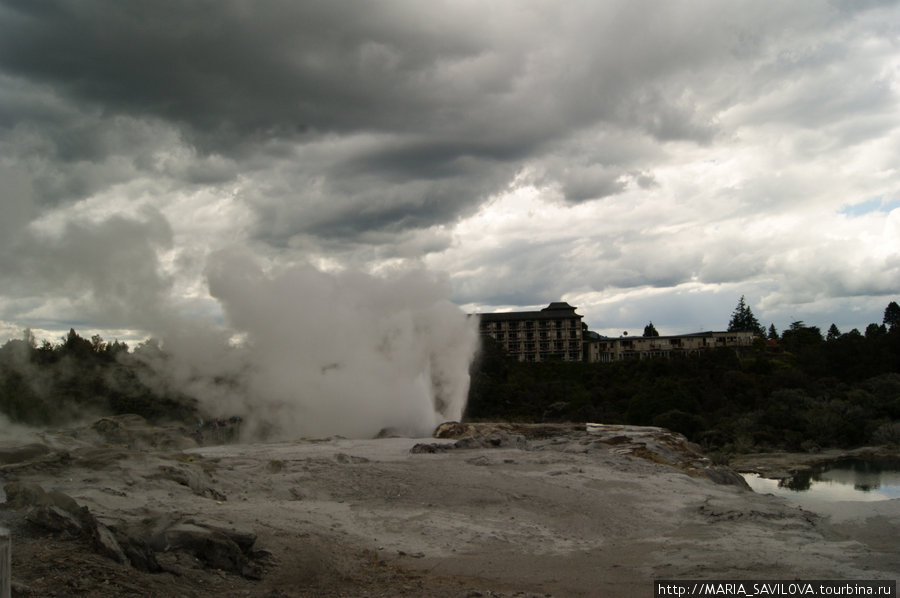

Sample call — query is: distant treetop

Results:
[727,296,765,336]
[885,301,900,331]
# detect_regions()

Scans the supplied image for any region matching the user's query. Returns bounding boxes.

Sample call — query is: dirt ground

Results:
[1,420,898,598]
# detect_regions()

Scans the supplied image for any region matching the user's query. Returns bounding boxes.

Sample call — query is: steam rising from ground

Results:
[144,250,479,440]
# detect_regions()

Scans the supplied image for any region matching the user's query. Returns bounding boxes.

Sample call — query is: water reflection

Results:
[742,458,900,503]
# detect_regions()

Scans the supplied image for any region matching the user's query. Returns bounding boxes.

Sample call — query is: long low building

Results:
[583,331,758,362]
[477,302,759,363]
[476,302,584,362]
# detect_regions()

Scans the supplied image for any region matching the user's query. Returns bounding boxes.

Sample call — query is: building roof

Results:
[476,302,581,322]
[542,301,577,311]
[589,330,758,341]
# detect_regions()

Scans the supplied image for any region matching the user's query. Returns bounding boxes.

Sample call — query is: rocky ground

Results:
[1,416,898,598]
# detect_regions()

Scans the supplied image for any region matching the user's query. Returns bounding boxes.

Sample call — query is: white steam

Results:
[142,249,479,439]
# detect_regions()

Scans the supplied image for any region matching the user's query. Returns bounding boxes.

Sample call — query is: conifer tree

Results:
[727,296,765,336]
[884,301,900,331]
[643,322,660,337]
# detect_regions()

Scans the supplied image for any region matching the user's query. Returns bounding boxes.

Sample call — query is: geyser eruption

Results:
[149,250,479,439]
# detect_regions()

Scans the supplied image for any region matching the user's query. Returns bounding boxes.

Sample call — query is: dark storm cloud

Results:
[0,0,525,238]
[343,139,532,181]
[0,0,760,240]
[0,0,490,148]
[237,137,517,245]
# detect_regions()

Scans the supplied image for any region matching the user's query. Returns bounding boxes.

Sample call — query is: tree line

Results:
[468,299,900,454]
[0,328,197,425]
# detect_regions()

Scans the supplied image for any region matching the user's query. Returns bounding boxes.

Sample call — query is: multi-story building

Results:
[477,301,759,363]
[477,302,584,362]
[583,331,758,362]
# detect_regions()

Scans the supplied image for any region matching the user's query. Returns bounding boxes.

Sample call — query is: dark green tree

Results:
[61,328,93,359]
[106,339,129,356]
[643,322,660,337]
[767,324,778,340]
[727,296,765,336]
[884,301,900,331]
[781,321,823,351]
[826,323,841,341]
[865,323,887,338]
[91,334,106,353]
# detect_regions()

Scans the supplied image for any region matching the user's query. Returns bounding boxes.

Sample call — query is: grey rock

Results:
[3,482,81,513]
[154,464,227,501]
[3,482,48,510]
[115,531,162,572]
[0,443,50,465]
[434,421,477,438]
[454,432,528,450]
[25,505,83,537]
[183,518,257,553]
[410,442,452,454]
[411,431,529,454]
[86,519,129,564]
[704,466,752,489]
[334,452,369,464]
[161,522,249,574]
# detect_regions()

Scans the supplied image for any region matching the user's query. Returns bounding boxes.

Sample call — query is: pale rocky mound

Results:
[1,419,897,597]
[421,421,750,488]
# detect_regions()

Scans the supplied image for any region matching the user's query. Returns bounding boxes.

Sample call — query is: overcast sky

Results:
[1,0,899,345]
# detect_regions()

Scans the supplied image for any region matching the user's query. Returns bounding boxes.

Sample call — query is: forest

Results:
[0,329,197,426]
[1,300,899,456]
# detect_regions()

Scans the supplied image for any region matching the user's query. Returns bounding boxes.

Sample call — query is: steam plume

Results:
[143,249,479,439]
